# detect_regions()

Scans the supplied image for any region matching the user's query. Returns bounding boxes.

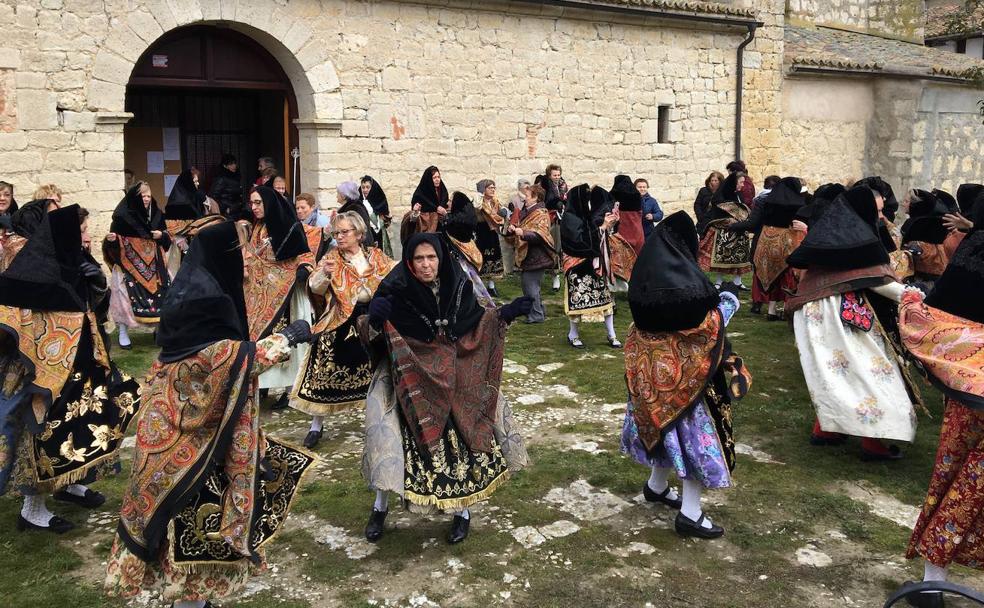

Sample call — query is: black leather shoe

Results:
[365,508,387,543]
[568,337,586,349]
[488,286,500,298]
[767,313,782,322]
[447,514,470,544]
[17,514,75,534]
[270,392,290,410]
[303,429,322,449]
[750,303,762,315]
[608,336,622,349]
[53,488,106,508]
[674,512,724,539]
[119,343,132,351]
[902,581,945,608]
[642,482,682,510]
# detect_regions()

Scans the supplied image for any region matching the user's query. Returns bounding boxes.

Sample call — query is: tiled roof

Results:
[925,2,984,39]
[522,0,757,19]
[785,25,984,82]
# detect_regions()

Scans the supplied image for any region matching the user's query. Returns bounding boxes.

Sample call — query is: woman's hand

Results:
[436,205,448,217]
[791,220,808,232]
[943,212,973,232]
[321,256,338,276]
[105,232,117,242]
[151,230,163,240]
[512,227,524,238]
[602,212,618,230]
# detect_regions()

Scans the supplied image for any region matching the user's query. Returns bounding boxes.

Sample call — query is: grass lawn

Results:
[1,273,980,608]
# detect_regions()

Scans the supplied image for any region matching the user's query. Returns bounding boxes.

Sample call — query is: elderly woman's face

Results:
[332,218,361,250]
[411,241,439,283]
[273,178,287,196]
[139,186,152,208]
[250,191,264,220]
[431,171,441,188]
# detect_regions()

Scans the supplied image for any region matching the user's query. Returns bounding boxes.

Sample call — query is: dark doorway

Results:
[124,25,298,201]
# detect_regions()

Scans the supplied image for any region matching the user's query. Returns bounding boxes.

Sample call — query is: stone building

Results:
[0,0,981,236]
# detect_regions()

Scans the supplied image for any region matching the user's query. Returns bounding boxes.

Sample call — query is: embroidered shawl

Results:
[754,225,805,289]
[479,196,504,229]
[624,310,725,451]
[118,236,166,296]
[243,224,315,340]
[311,247,395,334]
[449,236,484,272]
[303,224,326,261]
[508,207,554,268]
[385,309,506,456]
[785,264,896,313]
[910,241,950,277]
[899,290,984,409]
[608,232,638,282]
[117,335,289,563]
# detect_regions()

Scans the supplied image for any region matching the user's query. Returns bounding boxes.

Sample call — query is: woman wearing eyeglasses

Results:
[292,210,395,449]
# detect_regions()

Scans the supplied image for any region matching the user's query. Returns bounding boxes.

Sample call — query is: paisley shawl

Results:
[448,236,484,272]
[508,207,554,268]
[0,233,27,272]
[243,225,315,340]
[311,247,395,334]
[119,235,166,295]
[910,241,950,278]
[116,334,291,564]
[302,224,326,261]
[899,289,984,409]
[608,232,638,282]
[754,225,805,290]
[624,310,725,452]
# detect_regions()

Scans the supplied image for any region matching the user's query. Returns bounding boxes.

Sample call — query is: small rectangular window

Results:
[657,105,670,143]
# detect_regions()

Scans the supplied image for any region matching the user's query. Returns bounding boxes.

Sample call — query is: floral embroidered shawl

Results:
[243,224,315,340]
[311,247,395,334]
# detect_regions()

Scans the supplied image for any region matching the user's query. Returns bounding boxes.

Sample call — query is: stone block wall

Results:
[911,84,984,194]
[785,0,925,42]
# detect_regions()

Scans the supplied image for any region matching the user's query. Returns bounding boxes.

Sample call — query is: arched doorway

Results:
[123,25,299,203]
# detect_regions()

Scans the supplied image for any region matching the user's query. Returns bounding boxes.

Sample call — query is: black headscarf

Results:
[957,183,984,216]
[856,176,898,222]
[374,232,484,343]
[925,229,984,325]
[254,186,309,261]
[444,192,477,242]
[411,166,449,213]
[798,183,845,226]
[156,221,248,362]
[361,175,389,216]
[589,185,613,227]
[787,186,889,270]
[0,204,86,312]
[700,173,747,233]
[610,175,642,212]
[111,184,165,238]
[761,177,805,227]
[9,199,56,237]
[560,184,600,258]
[628,211,720,332]
[165,170,207,220]
[933,189,959,215]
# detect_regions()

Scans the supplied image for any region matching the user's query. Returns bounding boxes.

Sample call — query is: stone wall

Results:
[0,0,772,235]
[785,0,925,42]
[778,78,873,188]
[912,83,984,193]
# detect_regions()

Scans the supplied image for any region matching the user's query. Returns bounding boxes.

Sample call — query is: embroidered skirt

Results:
[476,222,504,279]
[292,308,373,416]
[564,258,614,320]
[698,226,751,275]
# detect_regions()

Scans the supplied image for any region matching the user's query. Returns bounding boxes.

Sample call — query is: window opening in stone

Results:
[657,105,671,144]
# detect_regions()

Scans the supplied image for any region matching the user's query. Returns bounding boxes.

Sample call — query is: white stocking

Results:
[552,274,561,290]
[487,280,495,290]
[647,466,678,501]
[713,274,723,287]
[373,490,388,512]
[118,324,131,347]
[568,319,581,342]
[604,314,616,340]
[310,416,324,433]
[681,479,712,528]
[732,275,743,286]
[21,494,54,526]
[455,508,470,520]
[65,483,88,497]
[767,301,778,316]
[924,561,948,582]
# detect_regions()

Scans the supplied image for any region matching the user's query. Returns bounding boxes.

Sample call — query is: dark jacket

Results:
[210,168,243,219]
[641,193,663,236]
[694,187,715,232]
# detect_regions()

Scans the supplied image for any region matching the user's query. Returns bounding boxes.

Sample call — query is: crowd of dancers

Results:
[0,156,982,608]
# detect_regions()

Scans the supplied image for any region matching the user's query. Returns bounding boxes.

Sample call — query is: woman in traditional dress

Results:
[787,186,922,460]
[105,221,316,608]
[0,204,140,533]
[105,182,171,350]
[243,186,315,411]
[360,175,391,255]
[898,222,984,608]
[901,189,952,284]
[697,172,751,290]
[941,183,982,258]
[402,166,449,238]
[474,179,505,297]
[560,184,620,349]
[360,233,530,545]
[506,184,555,324]
[335,181,377,249]
[693,171,724,229]
[164,168,224,277]
[1,198,59,271]
[621,211,751,539]
[727,177,808,321]
[292,211,395,449]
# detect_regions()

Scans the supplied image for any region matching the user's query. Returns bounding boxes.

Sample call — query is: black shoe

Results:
[767,313,782,322]
[568,337,586,349]
[447,514,470,544]
[119,343,132,351]
[902,581,945,608]
[737,284,750,292]
[270,392,290,410]
[365,508,387,543]
[488,286,500,298]
[750,303,762,315]
[674,512,724,539]
[861,444,904,462]
[303,429,322,449]
[608,336,622,349]
[17,514,75,534]
[642,482,682,510]
[53,488,106,509]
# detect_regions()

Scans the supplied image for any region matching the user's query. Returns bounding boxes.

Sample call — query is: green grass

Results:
[2,273,980,607]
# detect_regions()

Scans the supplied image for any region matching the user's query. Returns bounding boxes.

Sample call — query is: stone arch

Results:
[85,2,343,205]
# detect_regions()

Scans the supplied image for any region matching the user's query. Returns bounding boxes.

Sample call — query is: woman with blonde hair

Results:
[292,210,395,448]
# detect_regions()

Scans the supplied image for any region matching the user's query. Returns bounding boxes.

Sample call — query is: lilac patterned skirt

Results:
[620,397,732,490]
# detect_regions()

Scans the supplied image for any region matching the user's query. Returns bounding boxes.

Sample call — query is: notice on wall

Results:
[147,151,164,174]
[163,174,178,196]
[162,128,180,160]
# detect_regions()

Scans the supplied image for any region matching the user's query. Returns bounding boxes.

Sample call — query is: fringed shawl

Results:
[508,206,554,268]
[243,224,315,340]
[311,247,394,334]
